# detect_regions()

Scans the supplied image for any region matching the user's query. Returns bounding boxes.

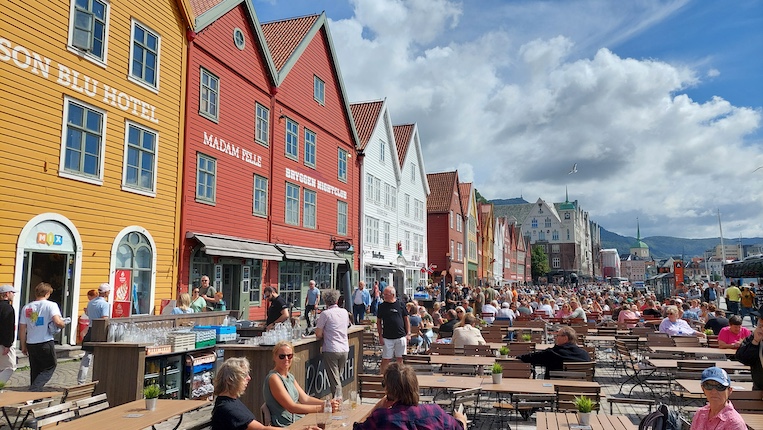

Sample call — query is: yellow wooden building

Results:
[0,0,192,344]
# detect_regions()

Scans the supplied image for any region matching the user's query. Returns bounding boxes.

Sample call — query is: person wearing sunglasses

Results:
[263,341,337,427]
[212,357,284,430]
[689,367,746,430]
[190,288,206,313]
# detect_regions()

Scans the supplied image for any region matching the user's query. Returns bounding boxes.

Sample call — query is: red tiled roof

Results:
[261,15,319,70]
[188,0,224,17]
[393,124,414,167]
[459,182,472,215]
[349,101,384,150]
[426,171,459,213]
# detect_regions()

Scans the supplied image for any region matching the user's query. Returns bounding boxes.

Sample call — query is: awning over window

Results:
[188,232,283,261]
[275,244,347,264]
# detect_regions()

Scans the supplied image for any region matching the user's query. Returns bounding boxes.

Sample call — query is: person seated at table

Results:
[658,305,705,338]
[689,367,746,430]
[352,363,467,430]
[453,306,467,328]
[564,300,587,322]
[407,302,424,347]
[705,308,729,335]
[418,307,435,345]
[451,314,487,349]
[431,302,444,327]
[617,304,639,328]
[717,315,750,349]
[438,310,458,336]
[555,302,572,319]
[482,300,498,323]
[641,299,663,318]
[517,326,590,379]
[263,341,337,427]
[212,357,282,430]
[171,293,194,314]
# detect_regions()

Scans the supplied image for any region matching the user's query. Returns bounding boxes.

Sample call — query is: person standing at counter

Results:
[190,287,206,313]
[199,276,219,311]
[212,357,283,430]
[314,289,350,397]
[78,283,111,384]
[264,286,289,330]
[19,282,66,391]
[263,341,337,427]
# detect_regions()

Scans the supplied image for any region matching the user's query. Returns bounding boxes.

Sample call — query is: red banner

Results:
[673,261,684,289]
[112,269,132,318]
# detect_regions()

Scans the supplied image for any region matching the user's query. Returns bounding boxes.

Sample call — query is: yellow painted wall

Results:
[0,0,188,326]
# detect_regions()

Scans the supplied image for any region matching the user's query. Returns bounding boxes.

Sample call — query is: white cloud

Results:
[707,68,720,78]
[327,0,762,239]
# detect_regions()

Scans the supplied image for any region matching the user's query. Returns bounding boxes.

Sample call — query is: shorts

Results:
[382,336,407,359]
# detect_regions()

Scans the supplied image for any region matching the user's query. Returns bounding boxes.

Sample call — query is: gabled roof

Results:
[459,182,472,217]
[426,171,459,213]
[349,100,384,151]
[188,0,278,86]
[393,124,414,167]
[261,15,319,71]
[494,204,535,229]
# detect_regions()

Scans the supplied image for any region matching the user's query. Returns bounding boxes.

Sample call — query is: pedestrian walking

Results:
[376,286,410,372]
[0,285,18,384]
[314,289,349,397]
[304,280,320,330]
[19,282,66,391]
[351,281,371,324]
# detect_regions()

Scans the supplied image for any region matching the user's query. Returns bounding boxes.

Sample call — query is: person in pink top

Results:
[717,315,751,349]
[617,304,639,328]
[689,367,746,430]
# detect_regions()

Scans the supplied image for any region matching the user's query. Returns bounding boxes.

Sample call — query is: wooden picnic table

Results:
[646,359,748,372]
[0,390,62,408]
[416,374,483,390]
[741,413,763,430]
[416,374,599,395]
[649,346,736,356]
[285,403,374,429]
[674,379,754,395]
[536,412,636,430]
[51,399,209,430]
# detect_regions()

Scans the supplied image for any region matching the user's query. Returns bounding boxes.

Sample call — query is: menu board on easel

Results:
[112,269,133,318]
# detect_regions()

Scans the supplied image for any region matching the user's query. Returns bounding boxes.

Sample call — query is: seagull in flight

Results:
[568,163,578,174]
[754,166,763,173]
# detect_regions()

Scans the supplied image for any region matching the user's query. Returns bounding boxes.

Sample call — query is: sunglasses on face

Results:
[278,353,294,360]
[701,382,728,391]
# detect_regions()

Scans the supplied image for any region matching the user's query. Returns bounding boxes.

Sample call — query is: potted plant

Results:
[491,363,503,384]
[704,329,714,336]
[573,395,594,425]
[521,334,532,342]
[0,381,5,392]
[499,346,510,358]
[143,384,161,411]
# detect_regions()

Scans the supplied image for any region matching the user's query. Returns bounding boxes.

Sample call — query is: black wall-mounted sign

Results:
[333,241,352,252]
[304,345,356,398]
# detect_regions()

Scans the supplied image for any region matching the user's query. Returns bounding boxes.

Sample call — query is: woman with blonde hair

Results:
[212,357,283,430]
[172,293,194,314]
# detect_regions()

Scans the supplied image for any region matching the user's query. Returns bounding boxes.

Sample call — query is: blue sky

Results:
[252,0,763,239]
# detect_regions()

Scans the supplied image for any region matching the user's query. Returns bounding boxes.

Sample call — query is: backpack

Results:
[638,404,680,430]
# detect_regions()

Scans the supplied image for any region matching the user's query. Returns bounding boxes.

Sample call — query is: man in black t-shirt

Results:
[705,310,730,335]
[0,285,18,384]
[263,286,289,329]
[376,286,409,372]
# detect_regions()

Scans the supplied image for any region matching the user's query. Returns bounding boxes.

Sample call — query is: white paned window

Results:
[255,103,269,145]
[69,0,109,63]
[457,216,462,232]
[123,121,157,194]
[374,177,381,204]
[129,20,159,88]
[450,240,454,259]
[404,194,411,217]
[304,129,316,167]
[196,153,216,203]
[303,189,316,228]
[313,75,325,104]
[337,201,347,235]
[384,183,392,208]
[379,140,385,164]
[199,68,219,121]
[338,149,348,182]
[285,118,298,159]
[405,231,411,253]
[286,182,300,225]
[458,243,463,261]
[253,174,267,216]
[552,257,560,268]
[365,174,374,201]
[450,211,453,228]
[410,163,416,183]
[383,222,390,247]
[365,216,379,245]
[415,200,424,222]
[60,97,106,184]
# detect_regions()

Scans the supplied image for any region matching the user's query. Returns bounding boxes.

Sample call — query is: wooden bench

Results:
[606,396,656,414]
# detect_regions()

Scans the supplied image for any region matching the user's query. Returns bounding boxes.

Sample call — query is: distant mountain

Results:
[601,228,763,258]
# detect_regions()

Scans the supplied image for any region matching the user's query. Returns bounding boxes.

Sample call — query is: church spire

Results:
[637,218,641,240]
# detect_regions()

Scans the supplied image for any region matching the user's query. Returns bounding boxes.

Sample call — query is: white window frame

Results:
[195,152,216,204]
[199,67,219,122]
[304,128,316,168]
[405,231,411,253]
[457,216,462,232]
[373,177,381,204]
[67,0,110,65]
[450,211,454,229]
[383,222,391,247]
[59,96,107,186]
[255,103,269,146]
[379,140,385,164]
[365,174,374,201]
[285,118,298,159]
[313,75,325,105]
[552,257,560,268]
[365,216,379,245]
[337,148,348,182]
[128,18,160,91]
[121,120,158,197]
[384,183,392,208]
[390,187,396,210]
[285,182,300,225]
[253,174,268,217]
[457,242,463,261]
[303,189,317,229]
[415,200,424,222]
[404,194,411,217]
[450,240,454,259]
[337,201,348,235]
[410,163,416,183]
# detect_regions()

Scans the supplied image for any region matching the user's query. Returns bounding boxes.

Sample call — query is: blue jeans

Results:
[727,301,740,315]
[352,304,366,325]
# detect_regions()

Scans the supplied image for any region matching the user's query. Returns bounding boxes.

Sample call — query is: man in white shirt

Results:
[19,282,65,391]
[481,300,499,324]
[351,281,371,324]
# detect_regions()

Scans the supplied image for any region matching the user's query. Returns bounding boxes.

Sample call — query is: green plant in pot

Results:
[704,329,714,336]
[0,381,5,392]
[521,334,532,342]
[143,384,161,411]
[499,346,510,358]
[574,395,594,425]
[491,363,503,384]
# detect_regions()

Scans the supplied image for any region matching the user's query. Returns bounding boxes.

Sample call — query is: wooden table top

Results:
[416,375,599,394]
[52,399,209,430]
[536,412,636,430]
[584,335,646,343]
[0,390,62,408]
[417,375,483,390]
[649,346,736,356]
[674,379,754,395]
[427,355,496,366]
[285,403,374,429]
[741,413,763,430]
[647,359,747,371]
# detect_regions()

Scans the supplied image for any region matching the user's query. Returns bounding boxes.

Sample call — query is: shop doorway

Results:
[21,251,75,344]
[221,264,242,312]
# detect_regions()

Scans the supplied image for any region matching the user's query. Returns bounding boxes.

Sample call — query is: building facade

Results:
[1,0,189,343]
[461,183,479,287]
[426,172,465,286]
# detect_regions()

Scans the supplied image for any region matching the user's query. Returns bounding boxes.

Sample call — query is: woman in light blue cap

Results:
[690,367,746,430]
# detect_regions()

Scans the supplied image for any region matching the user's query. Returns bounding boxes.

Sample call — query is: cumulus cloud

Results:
[327,0,762,238]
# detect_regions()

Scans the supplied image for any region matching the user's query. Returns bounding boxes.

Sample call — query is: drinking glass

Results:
[349,390,358,410]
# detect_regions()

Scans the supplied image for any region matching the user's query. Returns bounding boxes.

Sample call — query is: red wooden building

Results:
[426,171,466,285]
[179,2,359,319]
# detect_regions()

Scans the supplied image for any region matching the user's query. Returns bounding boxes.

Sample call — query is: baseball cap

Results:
[98,283,112,293]
[700,367,731,387]
[0,285,19,294]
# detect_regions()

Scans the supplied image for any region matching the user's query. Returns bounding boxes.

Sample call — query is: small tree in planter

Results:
[573,395,594,425]
[499,346,510,358]
[491,363,503,384]
[143,384,161,411]
[521,334,532,342]
[704,329,714,336]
